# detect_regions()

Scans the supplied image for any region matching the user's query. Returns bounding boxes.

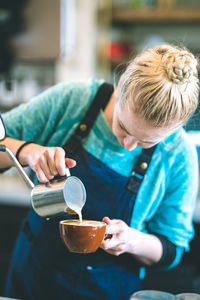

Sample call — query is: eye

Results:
[118,121,128,134]
[118,122,124,130]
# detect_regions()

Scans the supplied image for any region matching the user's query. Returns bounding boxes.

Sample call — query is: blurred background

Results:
[0,0,200,296]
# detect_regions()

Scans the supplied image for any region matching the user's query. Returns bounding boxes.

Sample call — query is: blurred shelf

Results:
[112,8,200,24]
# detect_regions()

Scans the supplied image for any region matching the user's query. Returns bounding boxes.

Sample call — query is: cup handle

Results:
[65,167,71,177]
[104,234,113,240]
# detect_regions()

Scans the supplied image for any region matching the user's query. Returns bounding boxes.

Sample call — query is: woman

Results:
[0,44,199,300]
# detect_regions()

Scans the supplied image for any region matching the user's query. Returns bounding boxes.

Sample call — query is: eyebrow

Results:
[118,120,159,144]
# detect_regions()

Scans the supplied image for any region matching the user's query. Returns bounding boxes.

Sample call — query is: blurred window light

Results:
[60,0,76,59]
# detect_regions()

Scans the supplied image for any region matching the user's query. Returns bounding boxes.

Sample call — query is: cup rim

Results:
[59,219,106,226]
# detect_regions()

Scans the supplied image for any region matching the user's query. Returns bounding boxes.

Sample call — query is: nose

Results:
[123,136,138,151]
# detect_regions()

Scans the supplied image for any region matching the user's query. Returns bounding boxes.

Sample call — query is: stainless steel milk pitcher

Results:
[0,145,86,218]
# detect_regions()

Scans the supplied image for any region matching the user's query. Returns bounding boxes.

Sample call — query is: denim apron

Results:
[5,83,156,300]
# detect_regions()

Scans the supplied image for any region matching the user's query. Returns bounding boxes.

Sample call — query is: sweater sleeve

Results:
[2,84,65,144]
[147,138,199,269]
[2,80,97,146]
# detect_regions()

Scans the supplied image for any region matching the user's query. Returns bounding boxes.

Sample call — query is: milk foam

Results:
[63,220,105,226]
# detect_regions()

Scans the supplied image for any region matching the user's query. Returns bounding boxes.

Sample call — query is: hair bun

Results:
[165,51,198,84]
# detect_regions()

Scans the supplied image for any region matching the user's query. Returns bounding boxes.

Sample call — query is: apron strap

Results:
[63,82,114,154]
[126,145,157,194]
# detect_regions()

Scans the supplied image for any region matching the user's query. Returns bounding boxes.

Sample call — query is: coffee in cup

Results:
[59,220,106,253]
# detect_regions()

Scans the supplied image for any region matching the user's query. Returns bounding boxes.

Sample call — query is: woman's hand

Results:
[19,143,76,183]
[101,216,133,256]
[101,216,163,266]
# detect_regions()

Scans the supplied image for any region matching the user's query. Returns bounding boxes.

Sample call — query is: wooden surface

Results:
[112,8,200,24]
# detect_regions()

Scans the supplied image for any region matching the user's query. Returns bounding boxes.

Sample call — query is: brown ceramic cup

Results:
[59,220,106,253]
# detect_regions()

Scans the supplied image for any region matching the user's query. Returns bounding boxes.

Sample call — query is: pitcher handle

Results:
[0,145,34,189]
[65,167,71,177]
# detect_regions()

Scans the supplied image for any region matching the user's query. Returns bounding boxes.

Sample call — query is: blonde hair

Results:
[117,44,199,127]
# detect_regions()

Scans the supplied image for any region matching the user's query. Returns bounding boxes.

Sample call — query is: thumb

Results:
[102,216,111,225]
[65,157,76,168]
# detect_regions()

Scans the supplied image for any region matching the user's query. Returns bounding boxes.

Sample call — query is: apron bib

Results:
[5,83,156,300]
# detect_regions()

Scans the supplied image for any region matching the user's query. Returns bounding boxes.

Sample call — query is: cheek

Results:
[112,116,119,134]
[112,122,124,137]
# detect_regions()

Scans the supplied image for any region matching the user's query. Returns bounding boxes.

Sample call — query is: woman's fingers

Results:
[101,235,123,256]
[39,149,77,181]
[39,151,55,180]
[35,148,65,180]
[45,148,76,177]
[101,217,132,256]
[54,147,67,176]
[103,249,118,256]
[65,157,76,168]
[20,143,77,183]
[45,150,59,177]
[103,218,124,235]
[102,216,112,225]
[34,163,50,183]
